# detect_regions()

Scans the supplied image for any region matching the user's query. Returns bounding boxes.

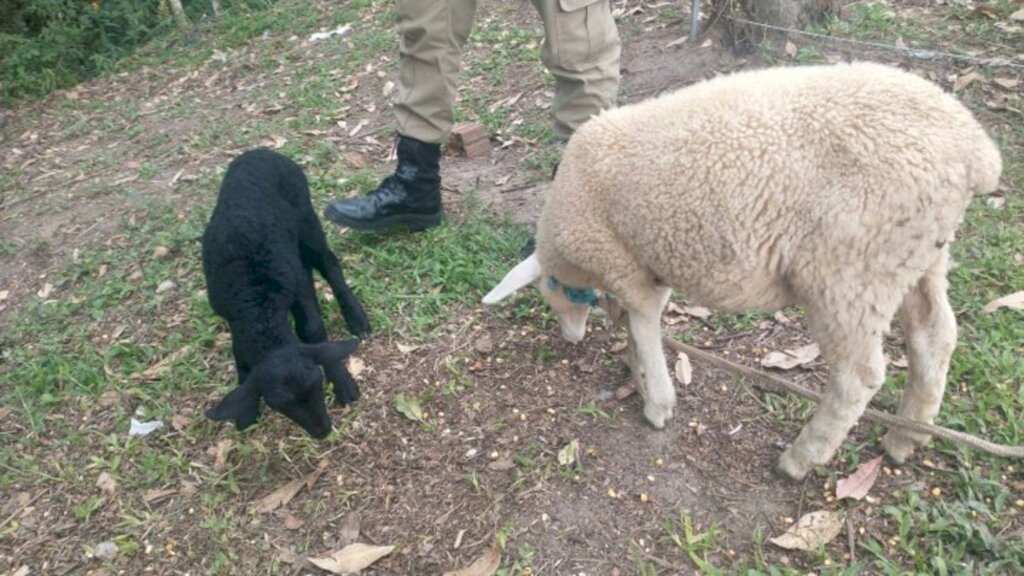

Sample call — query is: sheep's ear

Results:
[302,340,359,365]
[205,384,261,430]
[483,253,541,305]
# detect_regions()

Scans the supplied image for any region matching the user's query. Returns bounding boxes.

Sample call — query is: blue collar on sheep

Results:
[547,276,600,307]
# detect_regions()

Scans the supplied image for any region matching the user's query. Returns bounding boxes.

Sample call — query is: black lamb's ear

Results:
[205,384,261,430]
[302,340,359,365]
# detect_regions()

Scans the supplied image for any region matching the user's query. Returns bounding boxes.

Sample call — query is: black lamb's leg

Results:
[291,267,329,344]
[301,221,370,338]
[323,360,360,406]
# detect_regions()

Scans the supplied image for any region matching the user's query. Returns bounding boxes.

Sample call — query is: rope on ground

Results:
[722,14,1024,71]
[662,335,1024,459]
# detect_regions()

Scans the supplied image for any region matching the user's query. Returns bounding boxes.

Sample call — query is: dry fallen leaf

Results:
[152,245,170,259]
[96,472,118,496]
[785,41,797,58]
[836,455,884,501]
[308,543,395,574]
[130,346,192,381]
[443,546,502,576]
[983,291,1024,313]
[382,80,395,97]
[37,282,54,298]
[488,458,515,472]
[252,460,328,514]
[0,290,10,302]
[155,279,175,294]
[171,413,190,432]
[609,340,628,353]
[339,512,362,545]
[674,352,693,385]
[614,384,636,400]
[890,355,909,369]
[208,439,233,472]
[396,343,421,354]
[993,77,1020,90]
[681,305,712,319]
[953,70,983,92]
[343,151,371,168]
[1011,8,1024,21]
[666,36,688,48]
[349,119,369,137]
[557,439,580,467]
[760,343,820,370]
[143,488,178,504]
[284,513,305,530]
[348,356,366,378]
[769,510,845,551]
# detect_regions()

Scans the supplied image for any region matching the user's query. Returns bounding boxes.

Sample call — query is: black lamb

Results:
[201,148,370,439]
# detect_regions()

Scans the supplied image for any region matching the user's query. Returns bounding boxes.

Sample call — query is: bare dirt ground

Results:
[2,0,1022,574]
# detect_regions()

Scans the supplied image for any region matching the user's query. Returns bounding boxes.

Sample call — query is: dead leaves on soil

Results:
[443,546,502,576]
[251,459,328,514]
[760,343,820,370]
[129,346,192,381]
[674,352,693,385]
[557,438,580,467]
[836,455,884,501]
[308,543,395,574]
[769,510,845,551]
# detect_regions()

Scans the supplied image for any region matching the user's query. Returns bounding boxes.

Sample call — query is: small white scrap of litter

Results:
[309,24,352,42]
[129,418,165,437]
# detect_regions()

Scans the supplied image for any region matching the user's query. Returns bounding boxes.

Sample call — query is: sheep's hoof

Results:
[643,403,673,430]
[881,429,927,464]
[774,449,810,482]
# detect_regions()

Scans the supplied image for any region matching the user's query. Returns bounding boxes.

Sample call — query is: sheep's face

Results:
[540,276,593,343]
[206,341,360,439]
[262,360,333,439]
[482,253,596,344]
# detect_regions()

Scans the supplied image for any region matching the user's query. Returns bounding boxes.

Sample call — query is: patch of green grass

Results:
[828,1,927,43]
[322,196,530,339]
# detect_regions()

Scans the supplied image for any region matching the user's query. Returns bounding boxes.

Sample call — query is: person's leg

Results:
[520,0,620,254]
[325,0,477,232]
[532,0,621,140]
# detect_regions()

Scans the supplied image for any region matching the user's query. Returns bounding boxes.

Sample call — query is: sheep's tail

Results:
[967,131,1003,196]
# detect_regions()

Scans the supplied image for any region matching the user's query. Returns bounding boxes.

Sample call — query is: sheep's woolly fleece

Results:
[537,62,1002,325]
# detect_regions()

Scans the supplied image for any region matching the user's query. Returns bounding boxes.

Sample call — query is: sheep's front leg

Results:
[776,330,886,480]
[627,288,675,429]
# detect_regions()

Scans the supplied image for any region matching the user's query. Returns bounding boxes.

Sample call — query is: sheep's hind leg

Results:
[882,255,956,463]
[628,288,675,429]
[776,312,888,480]
[301,224,370,338]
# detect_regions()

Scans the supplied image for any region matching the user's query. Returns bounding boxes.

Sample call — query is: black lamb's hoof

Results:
[333,376,361,406]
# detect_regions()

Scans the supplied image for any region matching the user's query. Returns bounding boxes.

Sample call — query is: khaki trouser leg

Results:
[532,0,621,140]
[394,0,478,144]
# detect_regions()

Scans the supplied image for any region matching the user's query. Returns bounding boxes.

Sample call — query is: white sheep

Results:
[482,62,1003,480]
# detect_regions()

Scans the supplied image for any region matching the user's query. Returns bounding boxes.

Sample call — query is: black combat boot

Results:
[325,134,443,232]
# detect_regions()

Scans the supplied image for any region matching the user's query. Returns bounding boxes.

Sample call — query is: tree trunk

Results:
[166,0,191,29]
[715,0,841,49]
